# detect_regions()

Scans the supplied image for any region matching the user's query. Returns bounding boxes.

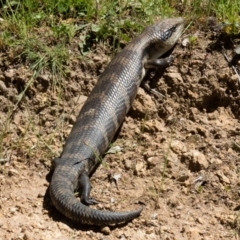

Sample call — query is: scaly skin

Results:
[49,17,184,225]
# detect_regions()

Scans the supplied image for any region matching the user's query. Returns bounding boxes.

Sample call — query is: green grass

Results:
[1,0,240,72]
[0,0,240,162]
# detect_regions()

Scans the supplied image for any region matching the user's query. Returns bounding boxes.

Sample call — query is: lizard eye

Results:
[162,26,177,41]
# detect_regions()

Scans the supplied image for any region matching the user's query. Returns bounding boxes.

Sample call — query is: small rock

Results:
[117,230,125,239]
[165,72,183,83]
[176,175,189,182]
[9,207,18,213]
[57,222,72,232]
[8,168,19,176]
[4,69,15,79]
[124,159,132,170]
[106,145,122,154]
[69,114,76,124]
[37,74,49,82]
[0,80,7,94]
[132,88,157,116]
[196,126,209,138]
[146,226,155,234]
[196,217,204,224]
[134,161,145,176]
[23,233,32,240]
[101,226,111,235]
[182,150,208,172]
[143,119,165,133]
[170,140,187,154]
[160,225,170,233]
[146,157,159,169]
[182,187,189,194]
[214,130,227,139]
[150,212,158,220]
[188,89,198,99]
[188,228,201,240]
[72,95,87,111]
[110,173,121,183]
[182,37,190,47]
[210,158,222,165]
[37,193,44,198]
[216,170,230,184]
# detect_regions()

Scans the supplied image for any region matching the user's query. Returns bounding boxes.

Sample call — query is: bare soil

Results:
[0,23,240,240]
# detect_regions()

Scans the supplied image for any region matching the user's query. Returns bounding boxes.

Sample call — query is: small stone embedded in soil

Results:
[188,89,198,99]
[176,175,189,182]
[4,69,15,79]
[196,217,204,224]
[73,95,87,109]
[110,173,121,183]
[23,232,33,240]
[9,207,18,213]
[145,226,155,234]
[182,37,190,47]
[196,126,209,138]
[132,88,157,116]
[214,130,227,139]
[37,193,44,198]
[146,157,159,169]
[124,159,132,170]
[143,119,165,133]
[216,170,230,184]
[188,228,201,240]
[101,226,111,235]
[8,168,19,176]
[134,161,145,176]
[165,72,183,83]
[106,145,122,154]
[160,225,170,233]
[210,158,222,165]
[170,140,187,154]
[0,80,8,94]
[182,150,209,172]
[57,222,72,232]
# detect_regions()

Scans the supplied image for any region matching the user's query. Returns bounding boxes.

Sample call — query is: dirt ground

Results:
[0,21,240,240]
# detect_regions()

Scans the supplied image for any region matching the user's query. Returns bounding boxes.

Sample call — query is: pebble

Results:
[146,157,159,168]
[124,159,132,170]
[132,88,157,116]
[9,207,18,213]
[170,140,187,154]
[216,170,230,184]
[210,158,222,164]
[160,225,170,233]
[196,217,204,224]
[4,69,15,79]
[101,226,111,235]
[134,161,145,176]
[183,150,209,171]
[188,228,201,240]
[165,72,183,83]
[8,168,19,176]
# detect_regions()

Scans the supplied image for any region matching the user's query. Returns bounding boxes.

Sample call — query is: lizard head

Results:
[146,17,185,59]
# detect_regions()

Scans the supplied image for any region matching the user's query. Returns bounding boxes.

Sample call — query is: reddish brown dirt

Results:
[0,25,240,240]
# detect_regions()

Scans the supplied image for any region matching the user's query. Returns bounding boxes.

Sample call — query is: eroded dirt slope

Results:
[0,24,240,240]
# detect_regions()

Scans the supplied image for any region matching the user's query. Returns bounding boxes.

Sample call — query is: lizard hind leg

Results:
[78,172,98,205]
